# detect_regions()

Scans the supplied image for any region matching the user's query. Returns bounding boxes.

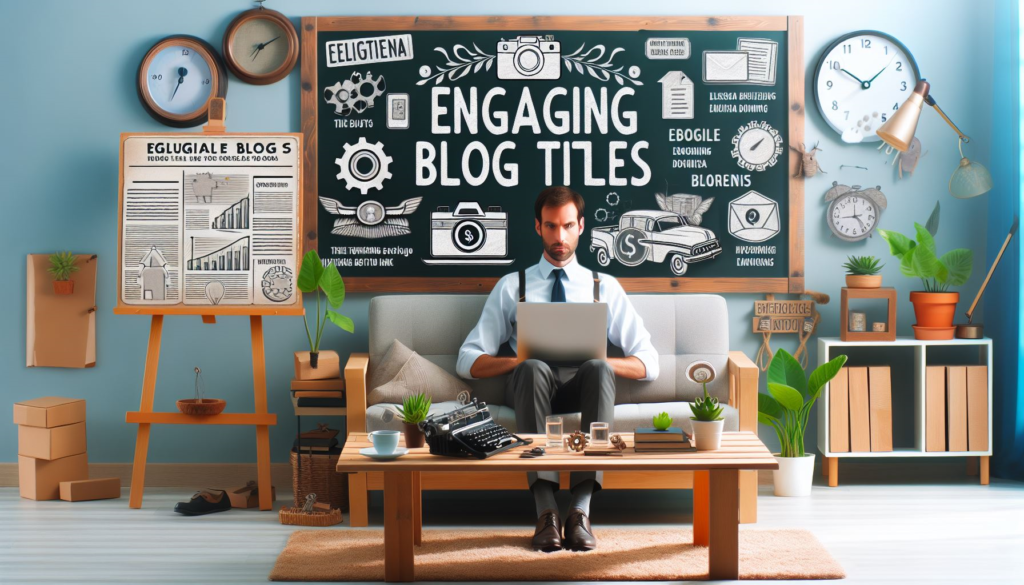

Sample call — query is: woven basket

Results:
[279,506,343,526]
[290,451,349,511]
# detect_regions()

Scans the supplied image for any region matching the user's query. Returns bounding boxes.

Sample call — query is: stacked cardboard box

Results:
[14,397,89,500]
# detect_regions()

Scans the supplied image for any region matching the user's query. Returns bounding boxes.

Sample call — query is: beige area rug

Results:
[270,527,845,581]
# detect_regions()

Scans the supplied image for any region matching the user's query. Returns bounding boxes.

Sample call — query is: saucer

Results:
[360,447,409,460]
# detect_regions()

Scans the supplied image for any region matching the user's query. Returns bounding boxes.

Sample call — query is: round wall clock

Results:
[813,30,920,143]
[223,2,299,85]
[824,181,888,242]
[731,121,784,172]
[137,35,228,128]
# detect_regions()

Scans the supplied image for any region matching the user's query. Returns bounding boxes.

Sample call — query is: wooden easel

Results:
[117,100,303,510]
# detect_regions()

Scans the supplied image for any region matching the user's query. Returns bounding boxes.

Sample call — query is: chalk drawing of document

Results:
[658,71,694,119]
[737,38,778,86]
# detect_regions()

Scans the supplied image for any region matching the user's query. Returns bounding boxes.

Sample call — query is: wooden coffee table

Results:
[336,431,777,582]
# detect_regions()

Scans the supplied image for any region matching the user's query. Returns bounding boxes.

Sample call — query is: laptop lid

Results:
[516,302,608,365]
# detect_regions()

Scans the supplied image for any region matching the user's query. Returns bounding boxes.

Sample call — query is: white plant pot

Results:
[690,419,724,451]
[772,453,816,497]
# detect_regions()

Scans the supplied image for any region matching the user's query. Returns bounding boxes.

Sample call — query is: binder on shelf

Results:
[829,367,850,453]
[868,366,893,452]
[966,366,988,452]
[925,366,947,452]
[946,367,968,452]
[848,367,871,452]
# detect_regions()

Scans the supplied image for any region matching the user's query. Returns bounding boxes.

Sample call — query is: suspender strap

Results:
[592,270,600,302]
[518,269,526,302]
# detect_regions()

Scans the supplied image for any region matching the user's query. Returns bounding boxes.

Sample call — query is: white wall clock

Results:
[813,30,920,143]
[824,181,888,242]
[731,121,783,172]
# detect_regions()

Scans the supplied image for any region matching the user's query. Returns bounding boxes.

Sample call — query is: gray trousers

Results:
[509,359,616,492]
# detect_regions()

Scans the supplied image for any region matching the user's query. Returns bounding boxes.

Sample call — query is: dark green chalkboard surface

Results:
[301,16,804,293]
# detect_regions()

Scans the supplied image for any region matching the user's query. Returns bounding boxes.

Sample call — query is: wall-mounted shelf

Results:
[817,336,992,486]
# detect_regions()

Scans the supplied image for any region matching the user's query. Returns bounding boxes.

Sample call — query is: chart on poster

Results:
[118,135,302,308]
[303,17,803,292]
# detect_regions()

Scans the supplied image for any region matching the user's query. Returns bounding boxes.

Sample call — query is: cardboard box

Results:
[294,351,340,380]
[18,453,88,500]
[13,397,86,428]
[18,421,87,460]
[227,482,276,508]
[60,478,121,502]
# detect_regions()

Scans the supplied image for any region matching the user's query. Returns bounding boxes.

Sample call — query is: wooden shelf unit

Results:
[817,337,992,486]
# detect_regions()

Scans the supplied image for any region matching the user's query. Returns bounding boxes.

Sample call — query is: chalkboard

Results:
[300,16,804,293]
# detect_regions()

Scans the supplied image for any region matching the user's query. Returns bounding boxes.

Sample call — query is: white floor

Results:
[2,460,1022,584]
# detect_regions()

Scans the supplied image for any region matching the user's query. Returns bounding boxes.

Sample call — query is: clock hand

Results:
[261,36,280,48]
[749,137,766,151]
[865,55,897,86]
[251,36,282,61]
[840,68,867,87]
[170,67,188,101]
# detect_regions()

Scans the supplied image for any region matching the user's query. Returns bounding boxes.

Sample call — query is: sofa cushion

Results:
[366,339,471,406]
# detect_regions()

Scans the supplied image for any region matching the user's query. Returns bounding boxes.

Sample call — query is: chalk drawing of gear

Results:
[323,72,387,116]
[336,138,393,194]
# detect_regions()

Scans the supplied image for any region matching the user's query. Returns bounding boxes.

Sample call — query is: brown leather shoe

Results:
[564,508,597,551]
[532,508,562,552]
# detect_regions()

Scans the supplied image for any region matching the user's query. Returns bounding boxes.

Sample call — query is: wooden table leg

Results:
[980,456,990,485]
[349,472,369,527]
[828,456,839,488]
[693,470,709,546]
[383,471,415,582]
[250,316,273,511]
[709,469,739,581]
[129,315,164,509]
[412,471,422,545]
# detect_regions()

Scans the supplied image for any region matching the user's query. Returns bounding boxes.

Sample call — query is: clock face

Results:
[731,121,784,171]
[828,194,878,241]
[146,46,216,116]
[814,31,920,143]
[231,18,289,76]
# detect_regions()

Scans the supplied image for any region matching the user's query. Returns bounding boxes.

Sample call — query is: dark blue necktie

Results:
[550,269,566,302]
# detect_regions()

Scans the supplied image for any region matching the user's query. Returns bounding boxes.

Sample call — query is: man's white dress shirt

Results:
[457,254,659,382]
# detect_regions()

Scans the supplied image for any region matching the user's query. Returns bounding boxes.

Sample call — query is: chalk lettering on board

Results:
[319,196,422,239]
[325,35,414,68]
[422,202,515,265]
[323,72,386,116]
[645,38,691,60]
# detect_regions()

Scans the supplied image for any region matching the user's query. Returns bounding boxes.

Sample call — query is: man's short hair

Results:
[535,186,585,222]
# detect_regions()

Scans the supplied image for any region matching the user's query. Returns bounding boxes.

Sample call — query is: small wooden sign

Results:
[754,299,814,317]
[752,316,807,334]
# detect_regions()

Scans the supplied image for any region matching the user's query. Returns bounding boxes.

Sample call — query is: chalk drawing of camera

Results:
[423,202,514,265]
[496,35,562,80]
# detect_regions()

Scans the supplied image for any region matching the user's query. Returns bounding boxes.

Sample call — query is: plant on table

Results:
[652,411,673,431]
[758,348,847,496]
[843,255,884,289]
[877,202,973,338]
[395,392,432,448]
[296,250,353,367]
[687,361,723,450]
[48,251,79,295]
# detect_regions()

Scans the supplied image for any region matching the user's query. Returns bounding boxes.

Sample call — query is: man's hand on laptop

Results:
[470,354,646,380]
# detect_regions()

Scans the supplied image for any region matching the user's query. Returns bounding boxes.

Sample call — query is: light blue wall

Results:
[0,0,999,464]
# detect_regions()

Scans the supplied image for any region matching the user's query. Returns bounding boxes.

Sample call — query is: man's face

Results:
[535,203,584,263]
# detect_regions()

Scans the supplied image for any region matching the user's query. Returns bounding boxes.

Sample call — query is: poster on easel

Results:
[117,134,302,310]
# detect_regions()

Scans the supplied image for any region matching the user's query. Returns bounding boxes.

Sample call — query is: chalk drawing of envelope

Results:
[703,51,749,83]
[729,190,779,242]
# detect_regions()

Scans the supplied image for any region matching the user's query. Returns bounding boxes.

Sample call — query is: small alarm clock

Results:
[137,35,228,127]
[824,181,888,242]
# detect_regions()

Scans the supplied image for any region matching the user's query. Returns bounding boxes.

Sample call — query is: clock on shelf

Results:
[813,30,920,143]
[731,121,783,172]
[824,181,888,242]
[223,1,299,85]
[137,35,228,128]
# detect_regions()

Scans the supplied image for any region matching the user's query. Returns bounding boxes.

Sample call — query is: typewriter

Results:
[419,399,528,459]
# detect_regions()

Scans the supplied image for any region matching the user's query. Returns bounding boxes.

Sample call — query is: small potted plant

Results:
[296,250,353,373]
[395,392,431,448]
[687,361,723,450]
[48,251,79,295]
[878,203,972,340]
[843,255,883,288]
[652,412,673,431]
[759,348,847,496]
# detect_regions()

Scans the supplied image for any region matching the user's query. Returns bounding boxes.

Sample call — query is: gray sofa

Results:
[344,293,759,527]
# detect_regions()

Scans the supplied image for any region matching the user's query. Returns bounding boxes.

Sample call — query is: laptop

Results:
[516,302,608,366]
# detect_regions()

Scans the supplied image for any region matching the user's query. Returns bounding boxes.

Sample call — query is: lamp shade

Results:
[876,80,930,152]
[950,156,994,198]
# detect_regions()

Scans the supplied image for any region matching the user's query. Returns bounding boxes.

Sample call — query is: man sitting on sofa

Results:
[456,186,659,553]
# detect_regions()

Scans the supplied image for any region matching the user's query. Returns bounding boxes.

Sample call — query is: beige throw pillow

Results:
[367,339,472,406]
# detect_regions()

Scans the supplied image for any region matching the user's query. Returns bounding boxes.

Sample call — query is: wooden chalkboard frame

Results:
[300,16,804,294]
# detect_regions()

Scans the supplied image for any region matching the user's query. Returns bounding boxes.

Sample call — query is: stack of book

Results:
[633,427,693,453]
[293,425,340,454]
[291,378,344,408]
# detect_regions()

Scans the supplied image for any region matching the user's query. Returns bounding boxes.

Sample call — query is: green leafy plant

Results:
[758,348,848,457]
[877,202,973,292]
[690,384,724,422]
[297,250,353,354]
[48,251,79,281]
[396,392,432,424]
[842,255,883,276]
[652,411,673,431]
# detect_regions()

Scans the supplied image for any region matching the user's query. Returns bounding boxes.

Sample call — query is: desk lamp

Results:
[876,80,993,198]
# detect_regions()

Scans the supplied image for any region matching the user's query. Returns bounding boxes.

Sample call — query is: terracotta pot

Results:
[402,422,425,448]
[845,274,882,289]
[53,280,75,295]
[309,351,319,369]
[910,291,959,330]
